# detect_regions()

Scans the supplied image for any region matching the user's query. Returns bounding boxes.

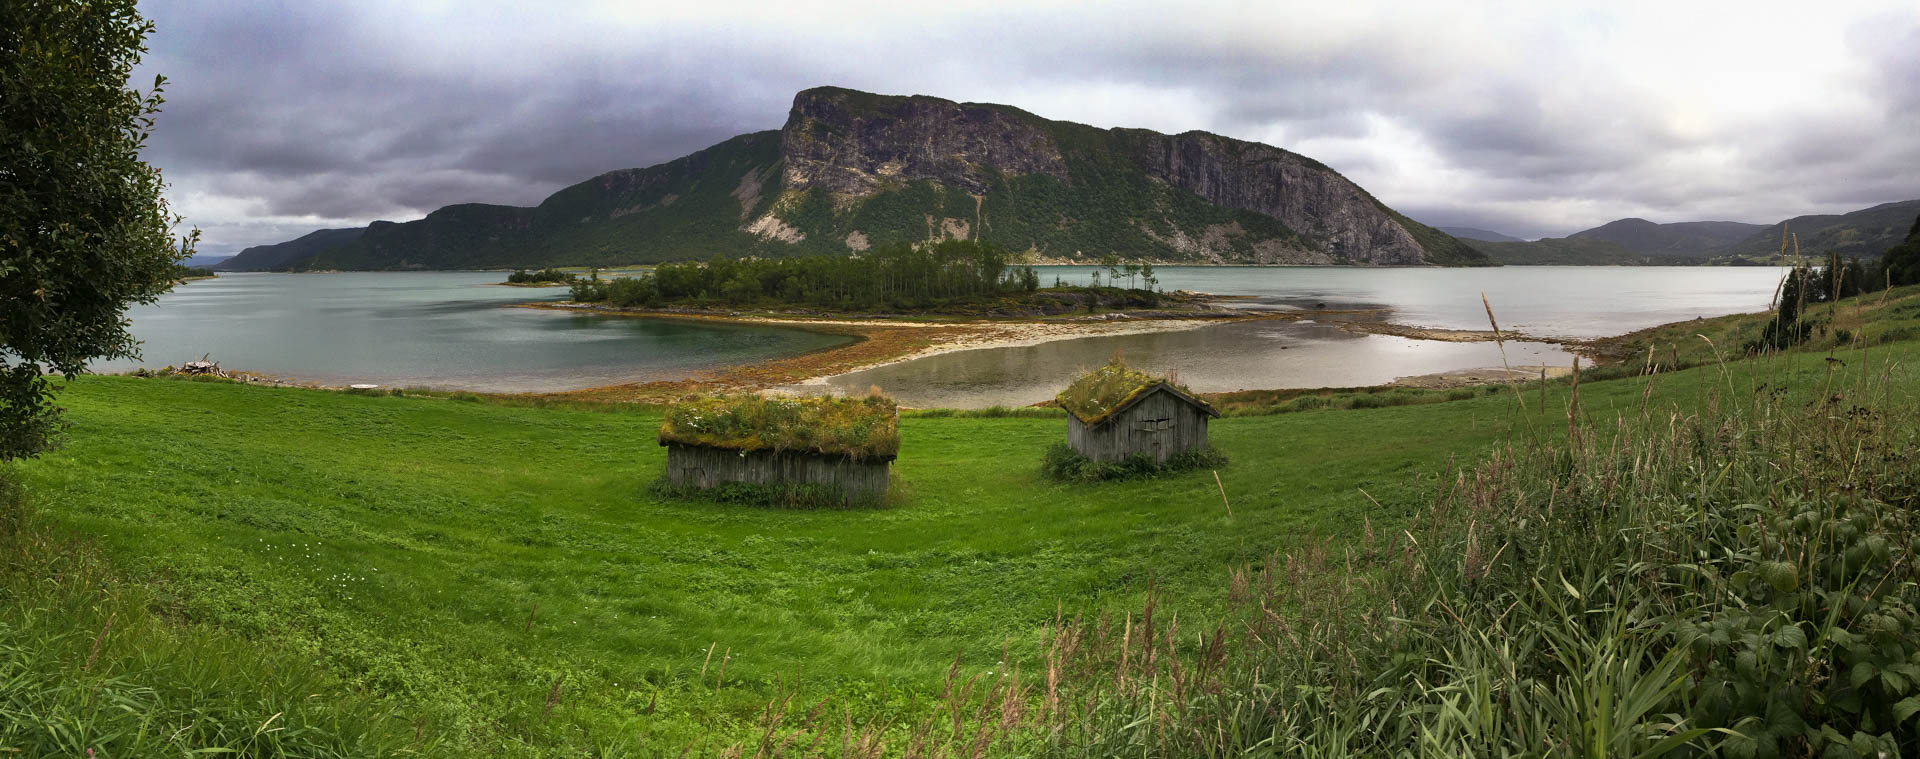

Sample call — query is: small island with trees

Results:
[500,268,577,286]
[562,240,1214,318]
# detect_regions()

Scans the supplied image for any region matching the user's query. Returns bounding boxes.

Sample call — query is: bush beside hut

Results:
[657,393,899,507]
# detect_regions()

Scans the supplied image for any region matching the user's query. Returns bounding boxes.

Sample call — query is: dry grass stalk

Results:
[82,611,115,673]
[542,674,564,718]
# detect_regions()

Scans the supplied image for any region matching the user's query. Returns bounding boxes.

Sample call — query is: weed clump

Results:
[648,478,881,510]
[1041,442,1227,482]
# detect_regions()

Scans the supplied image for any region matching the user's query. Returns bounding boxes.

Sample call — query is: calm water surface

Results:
[821,322,1577,407]
[818,265,1786,407]
[100,267,1784,402]
[93,272,853,392]
[1033,265,1787,338]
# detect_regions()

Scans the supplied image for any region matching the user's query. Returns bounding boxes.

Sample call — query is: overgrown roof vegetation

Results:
[658,393,900,460]
[1055,359,1212,425]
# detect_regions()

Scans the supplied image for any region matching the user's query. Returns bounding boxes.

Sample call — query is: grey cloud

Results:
[134,1,1920,251]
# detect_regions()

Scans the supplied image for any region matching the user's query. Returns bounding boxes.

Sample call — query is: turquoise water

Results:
[92,272,853,392]
[819,265,1788,407]
[1032,265,1789,338]
[820,321,1579,407]
[97,266,1786,401]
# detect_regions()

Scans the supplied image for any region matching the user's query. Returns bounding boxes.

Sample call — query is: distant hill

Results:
[245,87,1488,270]
[1714,199,1920,259]
[1467,237,1685,266]
[1436,226,1523,243]
[181,255,232,269]
[218,227,367,271]
[1475,200,1920,265]
[1567,218,1765,256]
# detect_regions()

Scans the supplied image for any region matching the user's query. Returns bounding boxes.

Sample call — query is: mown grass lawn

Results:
[9,324,1916,753]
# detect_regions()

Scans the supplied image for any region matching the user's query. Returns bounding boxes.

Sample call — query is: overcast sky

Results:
[135,0,1920,255]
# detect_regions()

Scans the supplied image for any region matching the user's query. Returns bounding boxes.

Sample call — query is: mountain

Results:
[218,227,367,271]
[258,87,1486,270]
[181,255,232,268]
[1468,237,1676,266]
[1714,199,1920,259]
[1436,226,1523,243]
[1567,218,1765,256]
[1473,200,1920,265]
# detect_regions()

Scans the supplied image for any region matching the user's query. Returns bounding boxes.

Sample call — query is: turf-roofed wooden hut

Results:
[658,394,899,505]
[1056,361,1218,463]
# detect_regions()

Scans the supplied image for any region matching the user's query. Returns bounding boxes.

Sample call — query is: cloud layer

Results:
[135,0,1920,253]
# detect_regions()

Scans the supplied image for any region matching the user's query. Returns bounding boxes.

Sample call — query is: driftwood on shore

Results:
[128,355,294,387]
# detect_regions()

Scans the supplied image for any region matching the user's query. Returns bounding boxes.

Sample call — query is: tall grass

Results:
[0,474,439,757]
[981,346,1919,756]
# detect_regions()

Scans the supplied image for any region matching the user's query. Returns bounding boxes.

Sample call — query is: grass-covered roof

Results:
[1055,360,1215,426]
[658,393,900,461]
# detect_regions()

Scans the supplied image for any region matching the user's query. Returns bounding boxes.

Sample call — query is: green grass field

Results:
[5,287,1920,756]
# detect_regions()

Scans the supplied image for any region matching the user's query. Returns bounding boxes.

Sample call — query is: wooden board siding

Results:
[665,444,890,504]
[1067,387,1210,462]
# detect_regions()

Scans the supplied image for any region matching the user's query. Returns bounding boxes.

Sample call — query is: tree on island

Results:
[1,0,194,459]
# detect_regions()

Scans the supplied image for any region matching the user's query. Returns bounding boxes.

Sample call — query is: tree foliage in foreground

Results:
[0,0,191,460]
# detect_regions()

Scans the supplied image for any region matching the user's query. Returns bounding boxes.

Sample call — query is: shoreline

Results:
[99,299,1630,405]
[513,302,1279,403]
[516,300,1613,401]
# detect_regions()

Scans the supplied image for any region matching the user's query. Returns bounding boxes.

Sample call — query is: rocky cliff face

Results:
[780,88,1068,196]
[1129,131,1431,265]
[754,87,1472,266]
[247,87,1485,270]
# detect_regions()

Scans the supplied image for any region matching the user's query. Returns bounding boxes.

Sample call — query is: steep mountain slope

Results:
[310,132,782,270]
[1567,218,1765,256]
[1715,199,1920,259]
[217,227,366,271]
[275,87,1485,270]
[1437,226,1522,243]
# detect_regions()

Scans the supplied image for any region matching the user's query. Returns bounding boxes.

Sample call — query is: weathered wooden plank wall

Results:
[1067,388,1210,462]
[664,444,890,504]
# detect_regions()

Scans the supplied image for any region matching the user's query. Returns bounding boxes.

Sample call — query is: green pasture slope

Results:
[5,286,1920,755]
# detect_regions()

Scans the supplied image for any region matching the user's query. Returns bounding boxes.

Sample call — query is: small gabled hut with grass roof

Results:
[658,393,898,506]
[1056,361,1218,463]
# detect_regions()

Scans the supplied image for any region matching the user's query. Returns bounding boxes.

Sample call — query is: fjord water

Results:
[1032,265,1789,338]
[92,272,853,392]
[819,265,1789,407]
[99,266,1786,400]
[822,321,1579,408]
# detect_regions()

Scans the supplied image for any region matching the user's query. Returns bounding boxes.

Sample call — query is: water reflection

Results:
[821,319,1576,408]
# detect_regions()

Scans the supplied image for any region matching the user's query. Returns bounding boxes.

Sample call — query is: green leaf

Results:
[1759,561,1798,593]
[1853,661,1878,688]
[1894,696,1920,723]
